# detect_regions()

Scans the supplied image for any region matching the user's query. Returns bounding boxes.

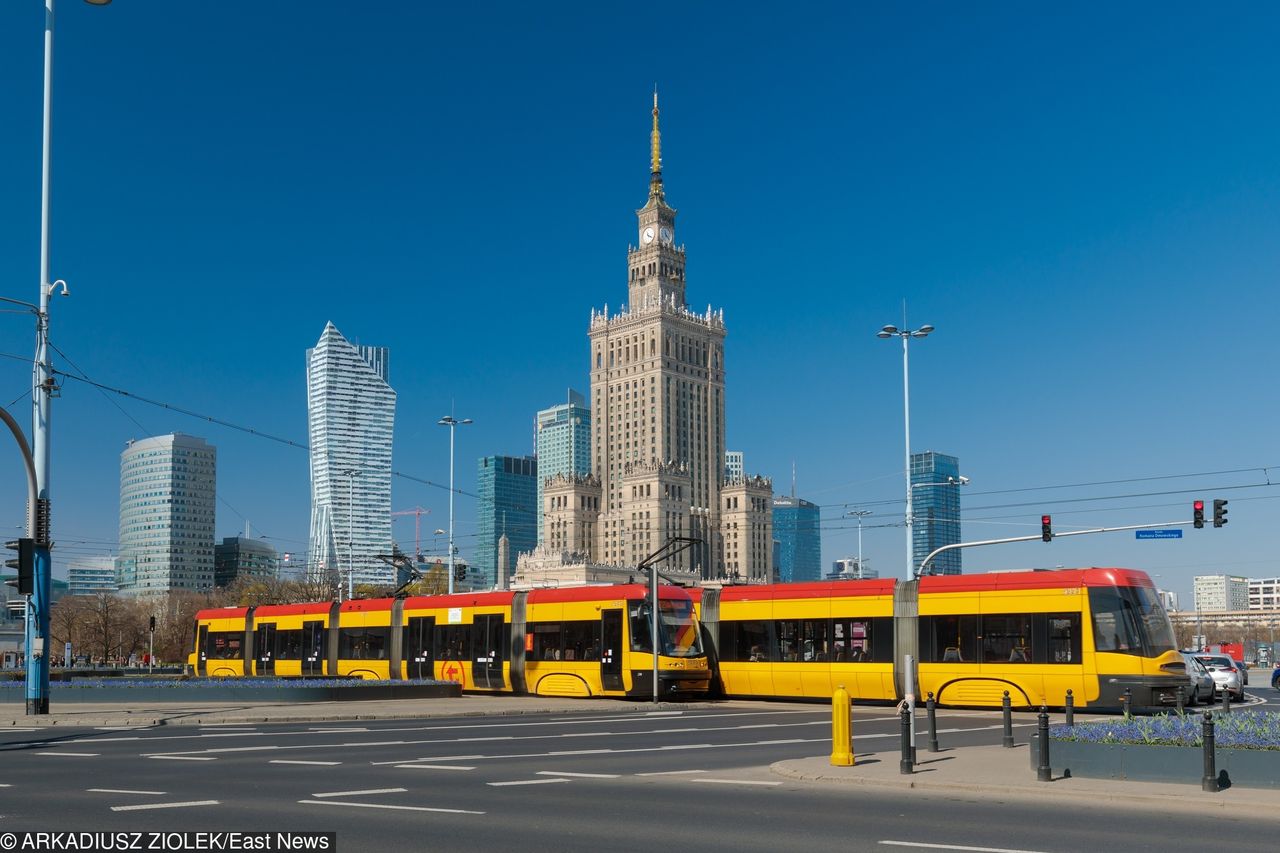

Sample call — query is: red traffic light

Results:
[1193,500,1204,512]
[1193,500,1205,529]
[1040,515,1052,542]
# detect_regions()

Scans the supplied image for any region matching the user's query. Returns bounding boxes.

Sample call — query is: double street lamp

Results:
[437,415,472,594]
[877,322,935,581]
[845,510,872,578]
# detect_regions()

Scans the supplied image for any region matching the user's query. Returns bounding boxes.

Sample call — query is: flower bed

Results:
[1051,710,1280,751]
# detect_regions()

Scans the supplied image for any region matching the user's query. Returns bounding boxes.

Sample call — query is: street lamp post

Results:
[437,416,472,595]
[846,510,872,578]
[342,469,361,601]
[877,322,934,581]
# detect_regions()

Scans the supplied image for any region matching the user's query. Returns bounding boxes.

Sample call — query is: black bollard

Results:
[1122,687,1132,718]
[1036,705,1052,782]
[899,704,914,774]
[1201,711,1219,792]
[1176,685,1185,714]
[1065,688,1075,727]
[1001,690,1014,748]
[1221,689,1231,714]
[927,691,940,753]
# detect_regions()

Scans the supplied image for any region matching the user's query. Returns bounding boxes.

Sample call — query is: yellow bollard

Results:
[831,683,854,766]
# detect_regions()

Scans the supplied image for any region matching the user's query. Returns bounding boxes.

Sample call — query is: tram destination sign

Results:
[1135,529,1183,540]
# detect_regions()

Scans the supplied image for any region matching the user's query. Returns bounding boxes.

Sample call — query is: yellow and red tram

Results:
[191,584,710,699]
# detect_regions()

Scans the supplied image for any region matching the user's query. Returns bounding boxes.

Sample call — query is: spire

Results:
[649,87,664,199]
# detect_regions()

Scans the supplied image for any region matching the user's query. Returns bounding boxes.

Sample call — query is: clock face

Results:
[659,226,673,244]
[642,226,655,244]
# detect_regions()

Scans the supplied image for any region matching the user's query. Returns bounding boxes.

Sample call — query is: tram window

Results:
[404,617,434,663]
[276,630,303,660]
[775,620,801,661]
[338,627,390,660]
[720,620,772,662]
[206,632,243,660]
[629,603,653,653]
[563,620,601,661]
[832,619,874,662]
[1089,588,1146,654]
[919,615,977,663]
[435,626,470,661]
[1046,613,1081,663]
[981,614,1032,664]
[801,620,829,661]
[530,623,562,661]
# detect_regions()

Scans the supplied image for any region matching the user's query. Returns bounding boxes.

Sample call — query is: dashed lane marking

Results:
[149,755,217,761]
[270,760,342,766]
[535,771,621,779]
[486,778,570,787]
[311,788,407,799]
[35,752,98,757]
[879,842,1050,853]
[395,765,475,771]
[88,789,166,795]
[298,800,484,815]
[371,755,484,766]
[111,800,220,812]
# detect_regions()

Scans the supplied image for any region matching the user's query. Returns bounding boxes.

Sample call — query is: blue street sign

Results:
[1136,529,1183,540]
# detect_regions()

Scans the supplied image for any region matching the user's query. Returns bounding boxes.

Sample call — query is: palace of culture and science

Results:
[519,96,773,585]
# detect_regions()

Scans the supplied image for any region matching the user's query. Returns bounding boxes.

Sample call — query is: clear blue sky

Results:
[1,2,1277,607]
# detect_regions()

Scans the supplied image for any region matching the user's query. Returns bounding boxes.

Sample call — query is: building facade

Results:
[214,536,279,587]
[1248,578,1280,610]
[910,451,962,575]
[773,496,821,583]
[66,556,118,596]
[306,322,397,587]
[535,389,591,545]
[540,94,771,582]
[475,455,538,588]
[724,451,744,484]
[117,433,217,594]
[1193,574,1250,612]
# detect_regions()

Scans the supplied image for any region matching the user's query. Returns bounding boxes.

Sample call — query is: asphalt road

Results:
[0,703,1275,852]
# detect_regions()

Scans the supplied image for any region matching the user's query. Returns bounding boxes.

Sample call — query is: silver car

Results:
[1181,653,1214,705]
[1195,654,1246,701]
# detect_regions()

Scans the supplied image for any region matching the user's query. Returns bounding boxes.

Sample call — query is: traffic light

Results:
[1041,515,1052,542]
[149,616,156,633]
[454,565,466,582]
[4,538,34,595]
[1193,500,1205,529]
[1213,499,1229,528]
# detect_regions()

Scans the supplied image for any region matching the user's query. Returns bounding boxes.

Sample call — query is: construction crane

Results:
[391,506,431,561]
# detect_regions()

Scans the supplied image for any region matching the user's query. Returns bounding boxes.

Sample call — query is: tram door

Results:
[601,610,623,691]
[405,616,434,680]
[471,614,506,690]
[196,625,208,676]
[301,620,324,676]
[255,624,276,676]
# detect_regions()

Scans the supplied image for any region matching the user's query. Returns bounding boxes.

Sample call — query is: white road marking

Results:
[36,752,98,757]
[372,754,484,766]
[4,728,38,732]
[549,748,614,756]
[0,784,12,787]
[150,755,218,761]
[487,778,570,787]
[879,842,1050,853]
[111,800,220,812]
[396,764,475,771]
[88,789,166,795]
[298,800,484,815]
[536,771,621,779]
[457,736,514,742]
[635,769,708,776]
[308,727,369,733]
[690,778,782,786]
[269,760,342,766]
[311,787,407,799]
[93,727,137,731]
[644,711,684,716]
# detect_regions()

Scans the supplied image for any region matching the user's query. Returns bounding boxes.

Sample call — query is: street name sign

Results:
[1135,529,1182,540]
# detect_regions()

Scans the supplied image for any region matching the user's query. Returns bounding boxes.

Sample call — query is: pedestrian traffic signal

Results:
[1041,515,1052,542]
[149,616,156,633]
[4,538,34,595]
[1213,499,1228,528]
[1193,500,1205,529]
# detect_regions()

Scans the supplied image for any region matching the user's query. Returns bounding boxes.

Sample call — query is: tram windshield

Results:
[1089,585,1176,656]
[629,598,703,658]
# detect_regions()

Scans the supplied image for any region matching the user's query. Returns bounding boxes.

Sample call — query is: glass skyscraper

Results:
[476,455,538,588]
[911,451,962,575]
[534,389,591,545]
[772,496,821,583]
[306,322,396,587]
[117,433,216,594]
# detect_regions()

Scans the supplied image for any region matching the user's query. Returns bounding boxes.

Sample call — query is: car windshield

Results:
[628,598,703,658]
[1088,585,1177,655]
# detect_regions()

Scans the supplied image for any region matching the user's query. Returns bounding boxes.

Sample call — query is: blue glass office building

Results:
[772,496,821,583]
[475,455,538,588]
[911,451,962,575]
[535,390,591,544]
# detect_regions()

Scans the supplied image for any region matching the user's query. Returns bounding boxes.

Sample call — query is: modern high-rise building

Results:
[475,455,538,588]
[535,389,591,545]
[542,94,771,580]
[66,556,118,596]
[1248,578,1280,610]
[306,322,397,588]
[117,433,216,594]
[910,451,963,576]
[1193,574,1249,612]
[773,496,821,583]
[214,535,279,587]
[724,451,744,484]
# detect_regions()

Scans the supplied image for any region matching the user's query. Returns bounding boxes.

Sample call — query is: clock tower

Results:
[628,92,686,311]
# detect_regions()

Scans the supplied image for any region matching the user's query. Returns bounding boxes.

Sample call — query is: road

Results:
[0,702,1277,852]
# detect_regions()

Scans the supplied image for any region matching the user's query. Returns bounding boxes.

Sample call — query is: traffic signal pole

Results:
[0,407,47,713]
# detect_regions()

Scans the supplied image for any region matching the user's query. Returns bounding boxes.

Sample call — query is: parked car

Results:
[1195,654,1246,701]
[1272,664,1279,692]
[1233,659,1248,686]
[1182,653,1214,705]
